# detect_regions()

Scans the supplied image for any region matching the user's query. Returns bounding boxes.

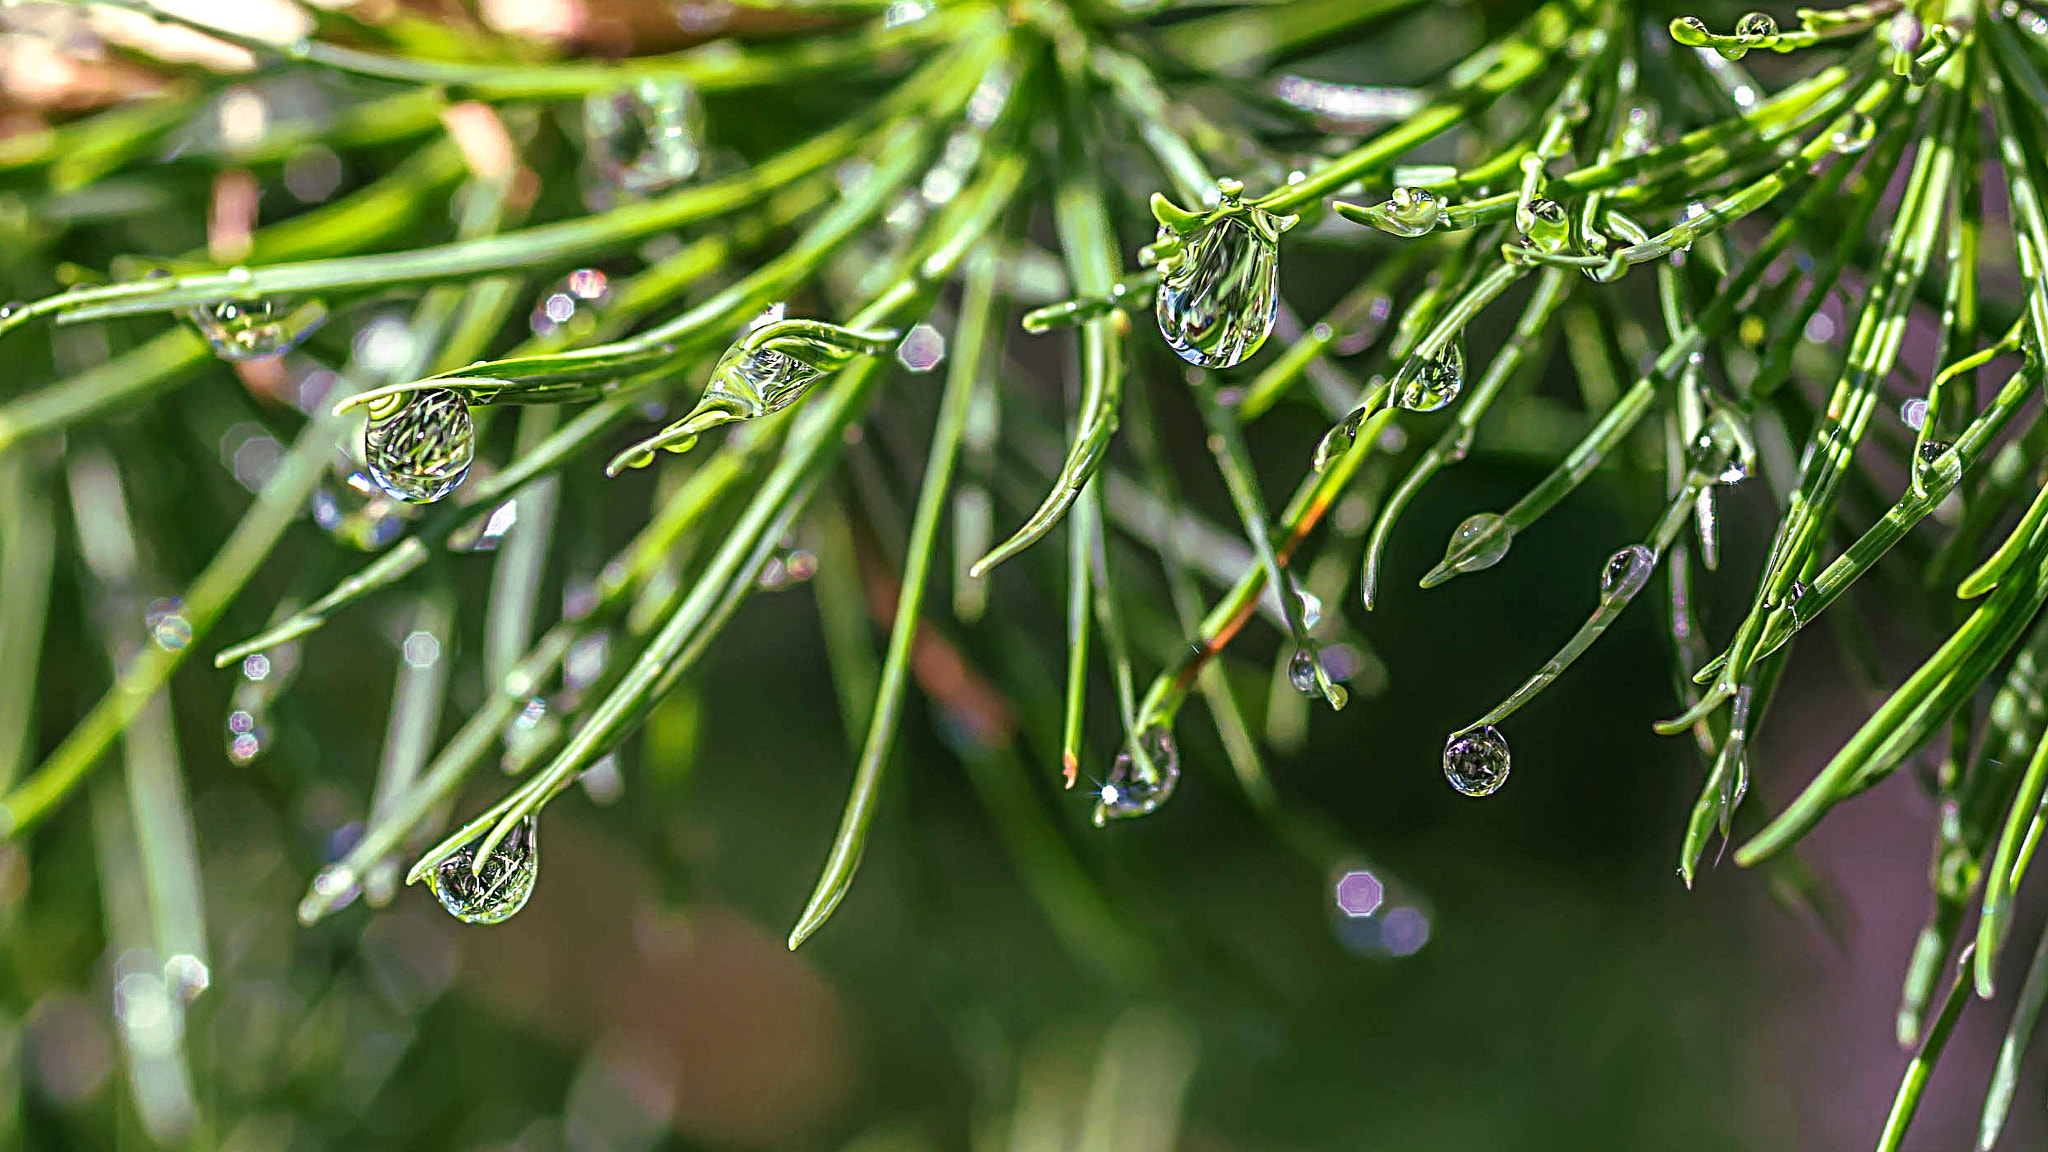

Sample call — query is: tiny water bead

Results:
[1094,726,1181,825]
[1153,184,1292,369]
[364,389,475,504]
[1687,414,1751,484]
[429,817,539,925]
[1396,341,1465,412]
[1599,545,1656,606]
[1312,408,1368,473]
[584,78,705,195]
[1443,725,1511,797]
[529,268,611,338]
[183,298,327,361]
[1830,112,1876,155]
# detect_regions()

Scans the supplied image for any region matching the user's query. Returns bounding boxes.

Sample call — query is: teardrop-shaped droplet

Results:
[1366,186,1443,238]
[1599,544,1655,605]
[584,78,705,195]
[1296,587,1324,630]
[1443,725,1510,797]
[1094,726,1181,824]
[365,389,475,503]
[1829,111,1876,155]
[529,268,612,338]
[1686,414,1750,484]
[1312,407,1367,473]
[1913,440,1960,493]
[429,816,539,924]
[311,470,408,550]
[1397,341,1464,412]
[183,298,327,361]
[707,343,828,423]
[1518,197,1570,254]
[1288,648,1320,695]
[1438,511,1511,576]
[1155,213,1282,368]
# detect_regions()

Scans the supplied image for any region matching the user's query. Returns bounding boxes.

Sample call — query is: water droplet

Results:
[1687,414,1750,484]
[1312,408,1367,472]
[1288,649,1320,694]
[183,298,327,361]
[1443,725,1510,796]
[1296,587,1324,630]
[1830,111,1876,155]
[364,389,475,504]
[1734,11,1778,37]
[429,817,539,924]
[311,470,408,550]
[584,79,705,195]
[1914,439,1961,491]
[1781,580,1808,608]
[1396,341,1464,411]
[145,598,191,651]
[1094,726,1181,824]
[706,345,827,421]
[528,268,611,339]
[1518,197,1570,253]
[0,301,23,320]
[1440,512,1511,576]
[1367,186,1443,238]
[1155,203,1286,369]
[1599,545,1655,605]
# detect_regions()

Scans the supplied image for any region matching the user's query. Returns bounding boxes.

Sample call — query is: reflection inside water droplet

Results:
[1397,340,1464,411]
[1441,511,1511,575]
[1288,648,1319,694]
[1154,193,1287,369]
[365,389,475,504]
[183,298,327,361]
[1443,724,1510,796]
[1094,726,1181,824]
[1599,545,1655,605]
[429,816,539,924]
[584,79,705,196]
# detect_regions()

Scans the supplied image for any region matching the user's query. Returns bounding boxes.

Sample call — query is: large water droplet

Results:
[1397,341,1464,411]
[1720,11,1776,56]
[1599,544,1655,605]
[311,470,408,550]
[1440,511,1511,576]
[1312,407,1367,473]
[1518,197,1570,253]
[365,389,475,504]
[583,79,705,195]
[529,268,611,339]
[1443,725,1510,796]
[707,344,827,423]
[1094,726,1181,824]
[1365,186,1443,238]
[183,298,327,361]
[1830,111,1876,155]
[429,817,539,924]
[1288,648,1320,694]
[1155,211,1283,369]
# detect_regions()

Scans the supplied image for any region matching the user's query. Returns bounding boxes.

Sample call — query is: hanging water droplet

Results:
[1154,193,1288,368]
[183,298,327,361]
[1517,197,1570,254]
[529,268,611,339]
[706,344,827,423]
[1312,407,1368,473]
[1443,725,1510,796]
[311,470,408,550]
[1396,340,1465,411]
[429,816,539,924]
[584,78,705,196]
[364,389,475,504]
[1365,186,1443,238]
[1599,545,1655,605]
[1687,414,1750,484]
[1438,512,1511,576]
[1094,726,1181,824]
[1829,111,1876,155]
[1296,587,1324,630]
[1288,648,1320,694]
